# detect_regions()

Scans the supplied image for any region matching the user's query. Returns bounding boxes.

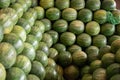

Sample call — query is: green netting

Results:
[107,11,120,25]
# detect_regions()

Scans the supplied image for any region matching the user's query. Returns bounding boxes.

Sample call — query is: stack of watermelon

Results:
[0,0,120,80]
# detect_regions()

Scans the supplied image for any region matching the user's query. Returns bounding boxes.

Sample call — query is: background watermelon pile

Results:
[0,0,120,80]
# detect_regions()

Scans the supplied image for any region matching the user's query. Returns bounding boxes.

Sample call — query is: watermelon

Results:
[86,0,101,11]
[21,42,35,61]
[35,50,48,67]
[11,25,27,42]
[85,21,100,36]
[41,33,53,47]
[13,55,31,74]
[64,65,79,80]
[108,35,120,45]
[34,6,44,19]
[62,8,77,21]
[72,50,87,66]
[85,46,99,62]
[81,74,92,80]
[56,65,63,76]
[27,8,37,20]
[53,43,66,52]
[22,12,35,27]
[46,8,61,21]
[0,63,6,80]
[0,42,16,69]
[30,25,43,42]
[27,74,40,80]
[102,53,115,68]
[115,48,120,63]
[49,48,58,61]
[92,68,106,80]
[81,66,90,76]
[68,20,84,35]
[0,26,3,42]
[101,23,115,36]
[31,0,38,7]
[10,3,24,18]
[111,39,120,53]
[37,42,49,56]
[99,45,111,59]
[102,0,116,11]
[17,18,31,34]
[55,0,69,10]
[94,10,107,24]
[110,74,120,80]
[77,33,92,47]
[40,0,54,9]
[17,0,28,12]
[112,10,120,24]
[30,61,46,80]
[92,34,107,48]
[6,67,27,80]
[26,35,39,50]
[68,44,82,54]
[44,66,58,80]
[78,8,92,23]
[58,51,72,67]
[34,20,45,33]
[47,30,59,44]
[60,32,76,46]
[70,0,85,10]
[0,0,10,8]
[47,58,57,68]
[90,60,102,73]
[3,33,24,54]
[53,19,68,33]
[41,18,51,32]
[106,63,120,79]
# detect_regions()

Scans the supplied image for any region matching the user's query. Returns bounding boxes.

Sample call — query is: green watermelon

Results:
[6,67,27,80]
[41,33,53,47]
[68,20,84,35]
[101,23,115,36]
[108,35,120,45]
[27,8,37,20]
[44,66,58,80]
[46,8,61,21]
[53,43,66,52]
[81,74,92,80]
[17,18,31,34]
[81,66,90,76]
[30,61,46,80]
[47,58,57,68]
[85,21,100,36]
[11,25,26,42]
[60,32,76,46]
[62,8,77,21]
[0,63,6,80]
[40,0,54,9]
[10,3,23,18]
[35,50,48,67]
[64,65,79,80]
[70,0,85,10]
[31,0,38,7]
[0,0,10,8]
[78,8,92,23]
[17,0,28,12]
[58,51,72,67]
[55,0,69,10]
[53,19,68,33]
[37,42,49,56]
[13,55,31,75]
[101,53,115,68]
[47,30,59,44]
[49,48,58,61]
[3,33,24,54]
[77,33,92,47]
[34,6,44,19]
[111,39,120,53]
[0,42,16,69]
[86,0,101,11]
[41,18,51,32]
[72,50,87,66]
[27,74,40,80]
[26,35,39,50]
[85,46,99,62]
